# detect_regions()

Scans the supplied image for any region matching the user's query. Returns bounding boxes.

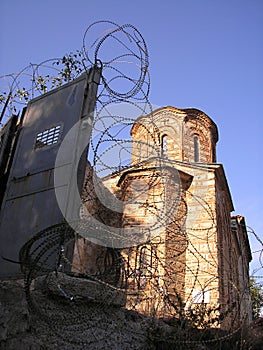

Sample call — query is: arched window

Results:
[161,134,168,157]
[194,135,199,162]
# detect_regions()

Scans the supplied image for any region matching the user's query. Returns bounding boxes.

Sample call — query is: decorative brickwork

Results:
[76,106,251,327]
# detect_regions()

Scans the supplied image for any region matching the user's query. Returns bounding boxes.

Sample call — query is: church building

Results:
[74,106,252,327]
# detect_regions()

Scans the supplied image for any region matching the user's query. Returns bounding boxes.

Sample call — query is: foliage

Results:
[250,278,263,320]
[0,51,85,123]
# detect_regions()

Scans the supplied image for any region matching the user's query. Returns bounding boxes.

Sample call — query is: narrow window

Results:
[138,246,147,289]
[35,125,61,149]
[161,134,168,157]
[194,135,199,162]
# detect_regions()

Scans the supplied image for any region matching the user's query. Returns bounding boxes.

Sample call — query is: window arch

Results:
[161,134,168,157]
[193,134,199,162]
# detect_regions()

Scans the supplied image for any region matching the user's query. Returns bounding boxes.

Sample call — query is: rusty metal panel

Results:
[0,67,101,278]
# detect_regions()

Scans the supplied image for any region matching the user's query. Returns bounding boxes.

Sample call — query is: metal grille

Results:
[35,124,61,149]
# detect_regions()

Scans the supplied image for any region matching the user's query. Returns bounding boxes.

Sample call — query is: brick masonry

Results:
[77,106,252,327]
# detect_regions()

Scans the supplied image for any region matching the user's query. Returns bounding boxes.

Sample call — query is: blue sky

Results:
[0,0,262,273]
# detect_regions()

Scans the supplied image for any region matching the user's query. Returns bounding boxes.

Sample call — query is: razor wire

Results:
[0,20,262,349]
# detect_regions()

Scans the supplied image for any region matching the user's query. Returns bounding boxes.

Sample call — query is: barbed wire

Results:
[248,226,263,278]
[0,20,262,348]
[0,53,86,125]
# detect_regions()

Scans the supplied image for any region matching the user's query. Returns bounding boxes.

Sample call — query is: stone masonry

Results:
[75,106,252,327]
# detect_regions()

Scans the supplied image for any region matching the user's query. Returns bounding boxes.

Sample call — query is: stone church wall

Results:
[68,106,251,326]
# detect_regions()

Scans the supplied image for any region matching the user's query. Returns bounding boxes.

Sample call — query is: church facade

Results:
[74,106,252,327]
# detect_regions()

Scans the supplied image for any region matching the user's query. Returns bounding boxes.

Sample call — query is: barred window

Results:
[35,125,61,149]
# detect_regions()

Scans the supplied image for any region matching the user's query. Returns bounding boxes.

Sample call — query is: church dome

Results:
[131,106,218,163]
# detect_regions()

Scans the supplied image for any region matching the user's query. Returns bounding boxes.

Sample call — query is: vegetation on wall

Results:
[250,278,263,320]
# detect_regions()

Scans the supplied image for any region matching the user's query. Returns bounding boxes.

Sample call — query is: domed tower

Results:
[130,106,218,164]
[79,104,251,325]
[119,106,234,319]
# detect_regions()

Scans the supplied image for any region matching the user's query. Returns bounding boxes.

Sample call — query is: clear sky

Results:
[0,0,262,273]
